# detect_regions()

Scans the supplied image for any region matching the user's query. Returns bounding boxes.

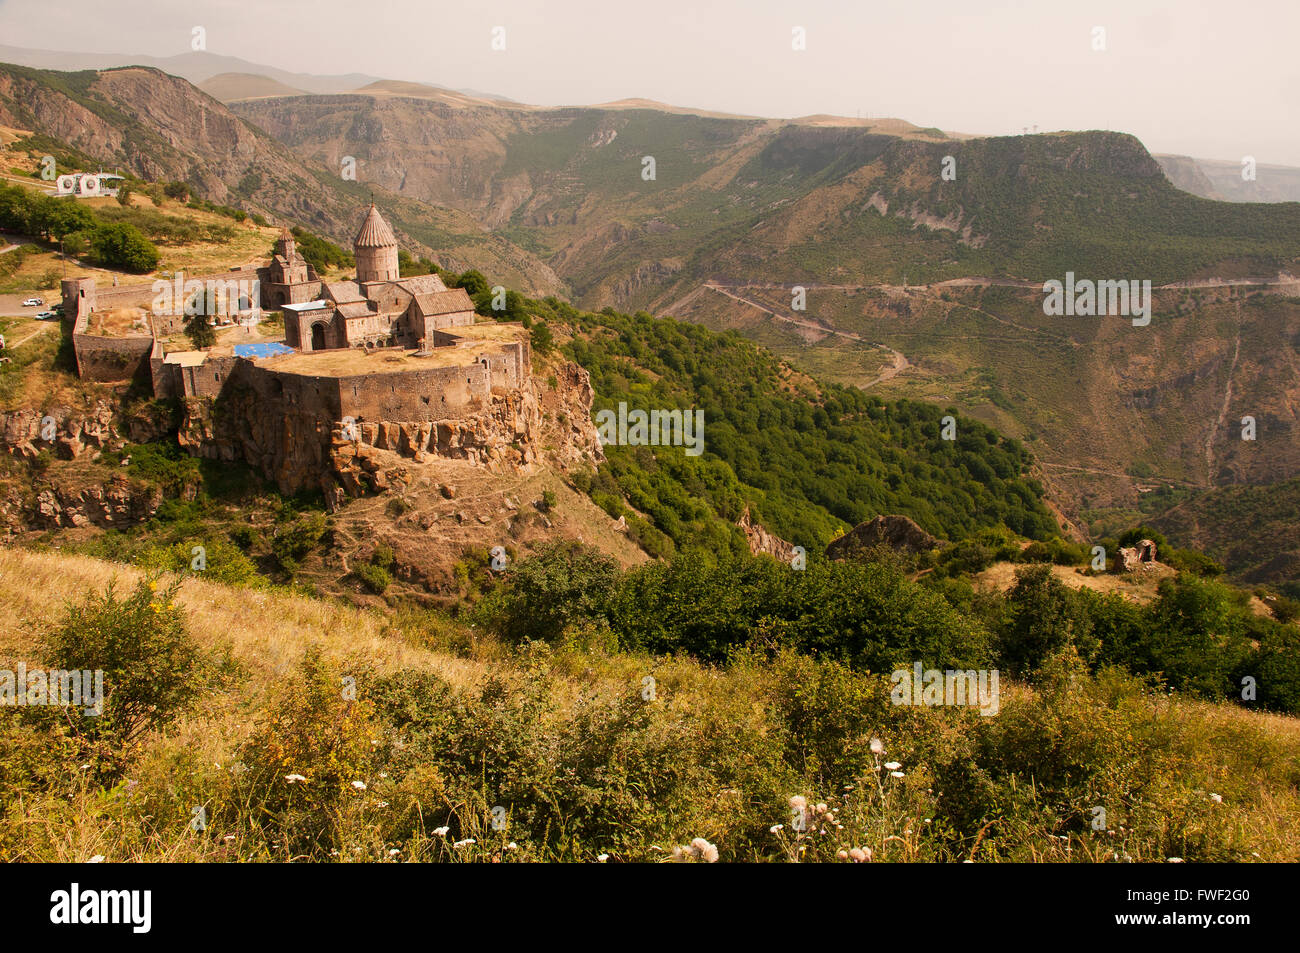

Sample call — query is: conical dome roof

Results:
[353,204,398,248]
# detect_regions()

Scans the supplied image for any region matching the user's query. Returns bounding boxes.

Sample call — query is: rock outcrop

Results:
[1,400,174,461]
[826,515,939,561]
[738,506,797,562]
[34,477,163,528]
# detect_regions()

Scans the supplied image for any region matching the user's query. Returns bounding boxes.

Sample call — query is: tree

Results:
[90,221,159,272]
[996,564,1098,678]
[184,310,216,350]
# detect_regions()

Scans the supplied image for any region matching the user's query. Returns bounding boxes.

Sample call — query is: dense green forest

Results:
[506,296,1058,554]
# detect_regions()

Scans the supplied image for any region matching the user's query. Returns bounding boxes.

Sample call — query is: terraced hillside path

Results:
[696,281,912,385]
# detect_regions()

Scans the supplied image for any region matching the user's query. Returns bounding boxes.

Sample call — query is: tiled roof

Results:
[321,280,366,304]
[336,301,375,319]
[353,204,398,248]
[411,288,475,318]
[395,273,448,296]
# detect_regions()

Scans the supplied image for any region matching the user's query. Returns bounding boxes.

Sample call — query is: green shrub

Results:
[355,562,392,594]
[41,576,201,758]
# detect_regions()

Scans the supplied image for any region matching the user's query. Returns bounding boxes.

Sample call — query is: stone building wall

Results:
[335,362,492,422]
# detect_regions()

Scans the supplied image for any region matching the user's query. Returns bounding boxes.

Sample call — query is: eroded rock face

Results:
[1,402,119,460]
[738,506,797,562]
[826,515,940,561]
[34,478,163,528]
[0,400,174,462]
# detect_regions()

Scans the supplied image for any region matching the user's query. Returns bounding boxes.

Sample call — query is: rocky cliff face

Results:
[737,506,797,562]
[0,400,172,460]
[34,479,163,529]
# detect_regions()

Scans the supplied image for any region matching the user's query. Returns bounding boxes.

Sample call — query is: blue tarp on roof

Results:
[234,342,294,359]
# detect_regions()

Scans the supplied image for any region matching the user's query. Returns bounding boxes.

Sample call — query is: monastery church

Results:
[274,204,477,352]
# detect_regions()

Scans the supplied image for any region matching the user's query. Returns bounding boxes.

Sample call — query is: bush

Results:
[475,542,620,642]
[271,511,328,576]
[354,562,392,594]
[41,576,201,758]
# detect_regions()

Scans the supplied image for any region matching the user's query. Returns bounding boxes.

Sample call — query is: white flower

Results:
[690,837,719,863]
[376,801,389,808]
[350,780,367,791]
[889,770,905,778]
[87,855,105,863]
[849,847,871,863]
[389,848,401,856]
[1209,793,1222,803]
[284,774,308,784]
[836,849,849,860]
[884,761,902,771]
[869,738,885,754]
[454,838,476,848]
[789,795,807,811]
[769,824,784,833]
[1167,857,1185,863]
[597,853,609,863]
[507,842,518,850]
[223,835,236,842]
[433,826,450,837]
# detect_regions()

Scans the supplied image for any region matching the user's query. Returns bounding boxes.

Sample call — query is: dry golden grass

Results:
[974,559,1177,604]
[0,546,485,693]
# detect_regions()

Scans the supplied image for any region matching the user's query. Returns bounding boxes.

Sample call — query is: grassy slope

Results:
[1,544,1298,862]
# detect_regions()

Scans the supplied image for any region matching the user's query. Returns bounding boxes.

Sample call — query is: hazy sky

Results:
[2,0,1297,164]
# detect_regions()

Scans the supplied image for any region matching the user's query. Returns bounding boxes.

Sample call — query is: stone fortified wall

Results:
[62,278,154,383]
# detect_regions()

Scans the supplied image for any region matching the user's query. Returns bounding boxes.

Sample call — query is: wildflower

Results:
[351,780,366,791]
[507,842,518,851]
[389,849,401,856]
[815,802,828,814]
[1167,857,1185,863]
[870,737,885,754]
[890,771,905,779]
[789,795,807,811]
[285,774,308,784]
[691,837,719,863]
[769,824,784,834]
[597,854,609,863]
[884,761,902,771]
[223,835,236,842]
[376,801,389,808]
[433,826,450,837]
[1209,793,1222,803]
[836,850,849,861]
[849,847,871,863]
[454,838,476,848]
[87,855,105,863]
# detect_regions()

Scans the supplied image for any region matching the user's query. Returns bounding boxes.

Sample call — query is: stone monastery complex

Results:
[58,205,539,500]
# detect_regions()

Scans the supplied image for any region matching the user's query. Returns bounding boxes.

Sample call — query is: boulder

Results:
[826,515,939,561]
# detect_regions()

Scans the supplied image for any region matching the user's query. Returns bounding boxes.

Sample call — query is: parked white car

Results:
[36,311,56,320]
[21,297,42,307]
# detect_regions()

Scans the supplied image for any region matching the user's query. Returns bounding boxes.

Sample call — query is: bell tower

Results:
[353,204,400,284]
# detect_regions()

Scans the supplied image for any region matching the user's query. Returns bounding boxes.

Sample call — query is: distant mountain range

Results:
[0,53,1297,586]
